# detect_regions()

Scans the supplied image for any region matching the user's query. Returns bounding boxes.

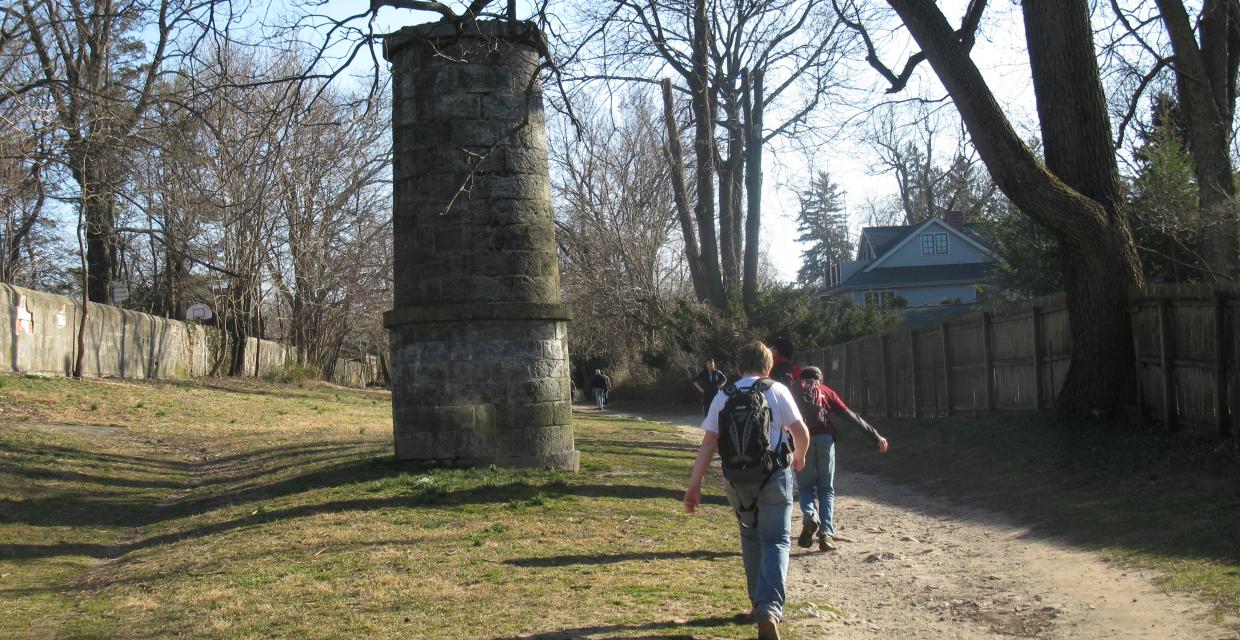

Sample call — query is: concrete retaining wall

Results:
[0,283,376,388]
[2,283,209,379]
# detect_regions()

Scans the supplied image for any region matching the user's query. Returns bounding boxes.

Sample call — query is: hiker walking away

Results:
[767,337,801,388]
[684,341,810,640]
[691,358,728,417]
[793,366,889,552]
[591,369,611,410]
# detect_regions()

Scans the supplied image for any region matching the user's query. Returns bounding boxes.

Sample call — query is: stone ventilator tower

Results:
[383,20,579,470]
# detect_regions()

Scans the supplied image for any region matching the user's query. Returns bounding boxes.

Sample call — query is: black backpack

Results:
[717,378,790,485]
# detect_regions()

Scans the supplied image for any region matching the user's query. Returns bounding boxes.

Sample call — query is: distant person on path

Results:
[767,337,801,388]
[792,366,889,552]
[684,341,810,640]
[691,358,728,416]
[591,369,611,410]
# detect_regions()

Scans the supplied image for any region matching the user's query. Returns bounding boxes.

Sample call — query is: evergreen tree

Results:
[795,170,852,287]
[1129,93,1202,283]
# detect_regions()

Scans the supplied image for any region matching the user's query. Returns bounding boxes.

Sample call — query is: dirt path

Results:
[784,471,1229,639]
[607,410,1233,640]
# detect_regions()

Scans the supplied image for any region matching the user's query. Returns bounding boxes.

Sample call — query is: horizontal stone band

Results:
[384,302,572,327]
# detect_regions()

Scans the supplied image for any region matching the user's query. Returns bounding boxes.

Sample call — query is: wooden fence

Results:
[797,286,1237,437]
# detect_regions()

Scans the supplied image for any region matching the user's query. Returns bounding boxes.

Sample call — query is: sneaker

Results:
[797,518,819,548]
[756,613,781,640]
[818,533,838,552]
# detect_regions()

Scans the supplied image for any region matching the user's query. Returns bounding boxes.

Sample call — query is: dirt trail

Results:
[784,471,1228,639]
[606,409,1233,640]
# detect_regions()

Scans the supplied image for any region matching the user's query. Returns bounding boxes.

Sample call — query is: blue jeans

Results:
[593,388,607,409]
[723,466,793,621]
[795,434,836,535]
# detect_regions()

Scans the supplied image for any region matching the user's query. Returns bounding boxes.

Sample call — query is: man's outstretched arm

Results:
[684,430,720,513]
[833,407,890,453]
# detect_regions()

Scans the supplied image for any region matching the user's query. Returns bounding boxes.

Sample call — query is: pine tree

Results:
[795,170,852,287]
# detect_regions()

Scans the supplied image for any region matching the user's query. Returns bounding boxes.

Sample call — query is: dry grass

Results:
[0,375,762,639]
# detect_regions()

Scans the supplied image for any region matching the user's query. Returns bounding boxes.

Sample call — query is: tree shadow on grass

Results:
[503,550,737,568]
[491,614,742,640]
[1,479,727,560]
[577,438,700,453]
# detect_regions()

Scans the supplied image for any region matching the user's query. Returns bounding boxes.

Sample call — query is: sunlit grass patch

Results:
[0,375,766,639]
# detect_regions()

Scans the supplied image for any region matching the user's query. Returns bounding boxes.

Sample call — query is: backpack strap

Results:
[728,466,781,527]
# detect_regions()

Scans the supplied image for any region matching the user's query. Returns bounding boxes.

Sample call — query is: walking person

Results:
[590,369,611,410]
[690,358,728,417]
[792,366,889,552]
[767,337,801,387]
[684,341,810,640]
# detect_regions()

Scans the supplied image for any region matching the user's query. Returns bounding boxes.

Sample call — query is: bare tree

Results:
[865,104,996,225]
[570,0,857,309]
[551,91,687,372]
[265,80,391,376]
[8,0,240,304]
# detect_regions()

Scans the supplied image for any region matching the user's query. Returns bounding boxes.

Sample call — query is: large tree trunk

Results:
[71,153,120,304]
[717,159,738,294]
[692,0,727,307]
[742,70,764,311]
[718,89,745,294]
[660,79,711,302]
[889,0,1144,418]
[1022,1,1144,416]
[1156,0,1240,283]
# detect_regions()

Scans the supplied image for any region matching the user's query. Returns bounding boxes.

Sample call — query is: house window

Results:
[921,232,949,255]
[864,290,895,308]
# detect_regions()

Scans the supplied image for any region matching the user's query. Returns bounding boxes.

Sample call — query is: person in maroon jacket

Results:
[793,366,889,551]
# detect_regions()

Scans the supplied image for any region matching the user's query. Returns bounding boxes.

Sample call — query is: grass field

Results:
[846,412,1240,623]
[0,374,759,639]
[3,374,1238,637]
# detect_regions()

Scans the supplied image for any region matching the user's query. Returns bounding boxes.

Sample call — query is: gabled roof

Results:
[827,263,994,292]
[857,220,989,261]
[863,217,994,273]
[858,226,912,259]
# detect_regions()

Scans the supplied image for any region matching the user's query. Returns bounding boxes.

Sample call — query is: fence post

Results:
[841,342,850,406]
[1131,297,1145,430]
[983,311,994,414]
[880,334,891,418]
[941,321,953,417]
[1157,296,1177,431]
[1032,306,1044,411]
[1214,291,1230,438]
[909,330,920,421]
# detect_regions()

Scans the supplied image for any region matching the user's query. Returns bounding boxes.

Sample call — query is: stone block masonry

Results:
[383,20,578,470]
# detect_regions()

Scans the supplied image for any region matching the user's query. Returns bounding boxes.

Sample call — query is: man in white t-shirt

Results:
[684,341,810,640]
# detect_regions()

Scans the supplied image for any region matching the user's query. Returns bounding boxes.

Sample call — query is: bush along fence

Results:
[2,283,382,388]
[797,285,1237,438]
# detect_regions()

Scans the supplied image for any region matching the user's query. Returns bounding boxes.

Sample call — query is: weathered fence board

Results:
[796,287,1237,438]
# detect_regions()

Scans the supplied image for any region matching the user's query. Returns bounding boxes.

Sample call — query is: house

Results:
[824,214,997,318]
